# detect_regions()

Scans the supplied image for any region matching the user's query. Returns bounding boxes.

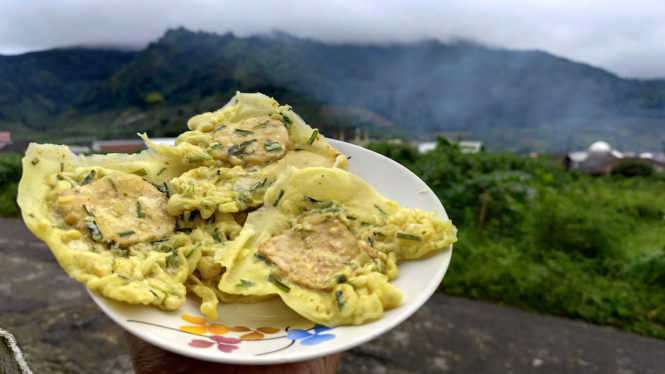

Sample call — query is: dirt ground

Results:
[1,218,664,374]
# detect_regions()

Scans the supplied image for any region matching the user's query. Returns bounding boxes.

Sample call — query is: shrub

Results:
[0,152,22,185]
[0,153,22,217]
[620,202,663,220]
[611,159,654,178]
[0,182,19,217]
[365,142,420,165]
[144,92,164,106]
[530,192,624,259]
[369,140,665,339]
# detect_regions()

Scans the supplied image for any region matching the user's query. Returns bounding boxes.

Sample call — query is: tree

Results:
[144,92,164,106]
[611,159,654,178]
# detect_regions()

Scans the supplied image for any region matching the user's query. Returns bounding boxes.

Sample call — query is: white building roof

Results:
[589,140,611,152]
[69,145,91,155]
[610,150,625,159]
[417,142,437,153]
[417,140,483,154]
[92,139,145,151]
[569,151,589,162]
[147,138,177,147]
[459,141,483,154]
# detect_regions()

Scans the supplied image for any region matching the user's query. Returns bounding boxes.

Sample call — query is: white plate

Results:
[87,139,453,364]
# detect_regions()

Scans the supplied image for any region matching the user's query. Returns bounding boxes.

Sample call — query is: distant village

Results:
[1,130,662,176]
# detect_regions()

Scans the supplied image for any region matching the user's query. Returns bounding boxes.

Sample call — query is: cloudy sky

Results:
[1,0,664,79]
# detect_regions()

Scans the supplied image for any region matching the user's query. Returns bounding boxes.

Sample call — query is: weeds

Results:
[0,153,21,217]
[367,139,665,339]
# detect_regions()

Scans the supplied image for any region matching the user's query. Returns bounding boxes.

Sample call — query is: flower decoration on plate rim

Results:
[285,325,336,346]
[128,314,337,356]
[189,335,241,353]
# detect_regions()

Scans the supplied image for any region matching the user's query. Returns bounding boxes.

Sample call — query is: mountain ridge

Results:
[1,27,664,152]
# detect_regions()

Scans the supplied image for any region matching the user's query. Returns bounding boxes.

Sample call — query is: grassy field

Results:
[3,142,665,339]
[0,153,21,217]
[368,139,665,339]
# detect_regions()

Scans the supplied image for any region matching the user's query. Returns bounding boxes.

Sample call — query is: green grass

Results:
[367,138,665,339]
[0,153,21,217]
[626,223,665,255]
[444,231,665,338]
[3,137,665,338]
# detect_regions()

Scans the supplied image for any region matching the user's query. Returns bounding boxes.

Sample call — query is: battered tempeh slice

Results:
[16,92,352,321]
[218,166,457,327]
[209,115,289,167]
[54,173,175,246]
[258,219,361,290]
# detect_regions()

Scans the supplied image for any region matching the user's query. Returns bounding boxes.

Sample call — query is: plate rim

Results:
[88,139,454,364]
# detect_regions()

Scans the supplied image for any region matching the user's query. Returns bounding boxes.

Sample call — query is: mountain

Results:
[1,27,665,152]
[0,48,137,130]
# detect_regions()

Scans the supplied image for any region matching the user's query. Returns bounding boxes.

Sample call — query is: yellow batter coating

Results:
[17,92,345,320]
[217,167,457,327]
[55,171,175,247]
[17,92,456,326]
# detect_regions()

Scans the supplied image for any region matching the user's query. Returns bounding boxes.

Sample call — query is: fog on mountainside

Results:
[1,27,664,152]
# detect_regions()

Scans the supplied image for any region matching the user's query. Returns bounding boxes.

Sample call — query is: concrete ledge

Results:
[0,328,32,374]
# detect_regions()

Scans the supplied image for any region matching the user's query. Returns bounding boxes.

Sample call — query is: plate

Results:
[87,139,453,364]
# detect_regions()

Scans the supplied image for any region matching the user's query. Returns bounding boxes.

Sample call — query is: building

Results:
[148,138,177,147]
[69,146,91,154]
[458,141,484,153]
[564,140,665,176]
[416,140,484,154]
[549,153,572,171]
[0,132,31,154]
[92,138,179,153]
[417,142,437,153]
[92,140,146,153]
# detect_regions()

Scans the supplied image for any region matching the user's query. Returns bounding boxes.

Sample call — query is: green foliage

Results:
[611,159,655,178]
[365,142,420,165]
[163,118,188,137]
[393,136,567,233]
[531,191,625,259]
[371,141,665,339]
[3,29,665,151]
[0,153,22,217]
[144,92,164,106]
[445,233,665,339]
[0,182,19,217]
[0,152,21,184]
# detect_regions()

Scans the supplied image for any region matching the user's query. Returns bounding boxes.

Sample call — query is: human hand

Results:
[125,330,342,374]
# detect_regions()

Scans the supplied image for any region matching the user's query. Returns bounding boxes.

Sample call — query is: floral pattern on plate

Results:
[130,314,336,356]
[190,336,241,353]
[286,325,336,346]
